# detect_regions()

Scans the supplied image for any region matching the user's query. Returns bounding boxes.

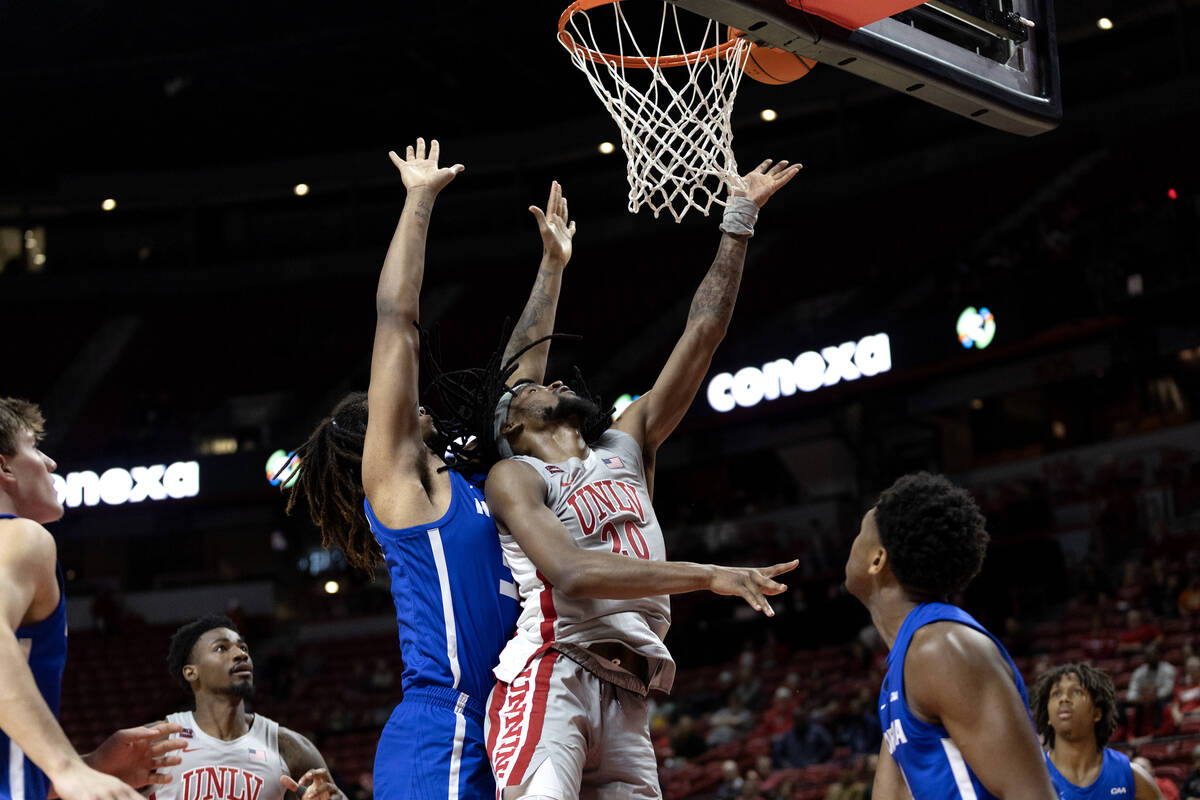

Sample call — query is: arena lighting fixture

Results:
[598,141,616,155]
[265,449,300,488]
[760,108,778,122]
[706,333,892,413]
[956,307,996,349]
[1097,17,1113,30]
[324,580,340,595]
[51,461,200,509]
[1167,188,1178,200]
[101,198,117,211]
[293,183,310,196]
[613,393,641,419]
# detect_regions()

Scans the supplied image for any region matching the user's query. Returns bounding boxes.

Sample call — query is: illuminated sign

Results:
[265,449,300,488]
[613,393,641,419]
[956,307,996,349]
[707,333,892,413]
[52,461,200,509]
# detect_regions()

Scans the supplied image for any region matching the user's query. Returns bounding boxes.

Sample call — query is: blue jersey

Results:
[365,469,521,703]
[0,514,68,800]
[1045,748,1134,800]
[879,602,1029,800]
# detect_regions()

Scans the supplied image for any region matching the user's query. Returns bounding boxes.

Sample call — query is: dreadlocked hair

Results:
[423,324,613,476]
[282,391,382,575]
[1030,662,1119,750]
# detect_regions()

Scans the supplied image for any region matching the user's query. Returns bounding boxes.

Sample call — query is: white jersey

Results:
[150,711,286,800]
[494,429,676,693]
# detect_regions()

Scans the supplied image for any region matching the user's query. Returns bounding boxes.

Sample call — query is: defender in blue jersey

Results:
[844,472,1056,800]
[0,398,183,800]
[283,139,575,799]
[1030,663,1163,800]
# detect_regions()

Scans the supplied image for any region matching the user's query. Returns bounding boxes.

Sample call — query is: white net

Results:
[559,2,750,222]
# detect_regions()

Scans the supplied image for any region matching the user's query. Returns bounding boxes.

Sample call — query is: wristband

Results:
[720,196,759,237]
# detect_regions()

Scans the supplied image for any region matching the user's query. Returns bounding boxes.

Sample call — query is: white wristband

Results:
[720,196,759,237]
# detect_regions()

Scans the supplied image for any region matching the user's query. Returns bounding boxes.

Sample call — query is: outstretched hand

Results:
[530,180,576,268]
[732,159,803,208]
[83,722,185,788]
[708,559,799,616]
[388,138,464,195]
[281,768,344,800]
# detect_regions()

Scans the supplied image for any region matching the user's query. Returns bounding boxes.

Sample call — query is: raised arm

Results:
[361,138,463,508]
[485,459,797,614]
[278,727,346,800]
[502,181,576,386]
[0,519,144,800]
[615,160,800,461]
[905,623,1056,799]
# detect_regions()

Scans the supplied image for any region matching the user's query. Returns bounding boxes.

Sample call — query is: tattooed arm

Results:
[503,181,576,386]
[614,159,800,486]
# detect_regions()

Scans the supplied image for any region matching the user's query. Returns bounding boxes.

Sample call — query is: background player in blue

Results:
[843,472,1056,799]
[1030,663,1163,800]
[283,138,575,799]
[0,398,185,800]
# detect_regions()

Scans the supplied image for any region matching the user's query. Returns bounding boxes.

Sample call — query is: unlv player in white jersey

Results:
[147,616,345,800]
[483,158,802,799]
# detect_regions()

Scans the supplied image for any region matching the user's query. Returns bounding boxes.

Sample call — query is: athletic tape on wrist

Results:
[720,196,759,237]
[493,391,515,459]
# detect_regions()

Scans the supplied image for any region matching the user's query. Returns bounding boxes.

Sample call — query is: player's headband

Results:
[493,389,515,459]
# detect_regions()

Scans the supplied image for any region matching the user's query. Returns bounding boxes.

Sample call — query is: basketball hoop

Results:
[558,0,751,222]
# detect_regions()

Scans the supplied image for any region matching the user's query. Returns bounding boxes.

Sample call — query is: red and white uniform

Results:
[151,711,286,800]
[487,430,672,799]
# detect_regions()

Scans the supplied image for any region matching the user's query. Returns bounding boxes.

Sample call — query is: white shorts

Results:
[485,648,661,800]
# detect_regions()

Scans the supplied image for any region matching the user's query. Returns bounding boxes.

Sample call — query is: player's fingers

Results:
[281,775,300,791]
[753,158,773,173]
[415,137,426,160]
[765,559,800,578]
[429,138,440,163]
[405,145,414,161]
[146,771,177,785]
[450,163,465,175]
[529,206,546,227]
[568,220,577,236]
[560,196,569,222]
[549,180,560,212]
[155,755,183,768]
[775,164,803,186]
[150,739,186,755]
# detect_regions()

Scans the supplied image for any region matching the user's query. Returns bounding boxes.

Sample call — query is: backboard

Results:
[671,0,1062,135]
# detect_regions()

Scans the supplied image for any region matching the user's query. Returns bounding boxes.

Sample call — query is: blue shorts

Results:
[374,686,494,800]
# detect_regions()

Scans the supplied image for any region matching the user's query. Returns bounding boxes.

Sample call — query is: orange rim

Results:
[558,0,743,69]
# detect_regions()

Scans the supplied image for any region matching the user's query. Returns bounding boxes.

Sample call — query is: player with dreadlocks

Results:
[283,138,578,800]
[1030,662,1162,800]
[429,157,803,800]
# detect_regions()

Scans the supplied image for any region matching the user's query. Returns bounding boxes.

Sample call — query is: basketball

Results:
[742,42,816,85]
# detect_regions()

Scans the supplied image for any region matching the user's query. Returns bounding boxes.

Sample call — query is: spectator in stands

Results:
[837,695,882,755]
[1179,574,1200,618]
[1081,612,1119,660]
[824,765,868,800]
[756,686,800,738]
[772,709,833,768]
[1118,609,1163,654]
[732,660,766,711]
[1181,744,1200,800]
[1171,655,1200,727]
[707,693,754,746]
[739,769,767,800]
[1133,756,1179,800]
[715,759,744,800]
[1126,643,1177,739]
[1117,563,1149,611]
[670,715,707,760]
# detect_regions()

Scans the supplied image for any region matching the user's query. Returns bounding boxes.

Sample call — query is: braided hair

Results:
[425,326,613,476]
[282,391,383,574]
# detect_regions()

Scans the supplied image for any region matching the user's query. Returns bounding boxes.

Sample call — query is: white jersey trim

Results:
[8,739,25,800]
[940,738,978,800]
[447,693,469,800]
[427,528,462,690]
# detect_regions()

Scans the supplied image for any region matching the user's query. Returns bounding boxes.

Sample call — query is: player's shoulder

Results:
[487,458,545,490]
[0,516,56,567]
[907,619,1006,675]
[277,724,323,772]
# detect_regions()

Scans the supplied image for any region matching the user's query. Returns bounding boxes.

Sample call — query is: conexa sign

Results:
[51,461,201,509]
[707,333,893,413]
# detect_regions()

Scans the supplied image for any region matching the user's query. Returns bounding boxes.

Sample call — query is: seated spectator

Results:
[1116,563,1148,611]
[1126,643,1177,738]
[1118,609,1163,654]
[772,709,834,769]
[739,770,767,800]
[731,661,766,711]
[1080,613,1118,660]
[1182,744,1200,800]
[824,766,867,800]
[1133,756,1180,800]
[670,715,707,760]
[715,759,744,800]
[708,694,754,746]
[1180,574,1200,618]
[838,696,882,755]
[757,685,801,737]
[1172,655,1200,726]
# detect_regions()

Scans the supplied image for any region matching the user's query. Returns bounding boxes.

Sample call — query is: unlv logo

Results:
[180,766,264,800]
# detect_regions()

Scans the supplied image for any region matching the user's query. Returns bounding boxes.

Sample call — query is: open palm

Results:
[388,138,464,194]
